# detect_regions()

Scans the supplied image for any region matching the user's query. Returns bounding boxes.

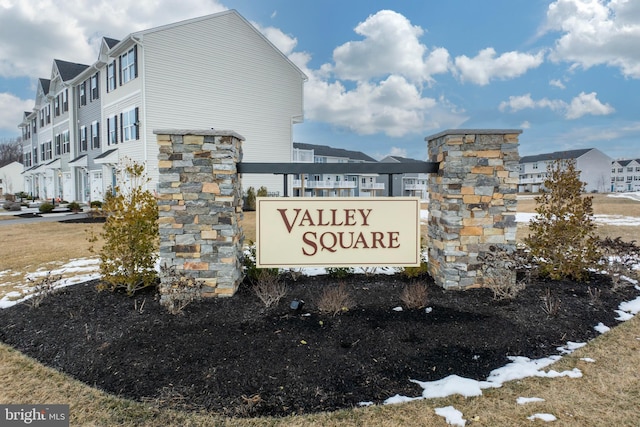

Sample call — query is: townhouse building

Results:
[611,159,640,192]
[378,155,428,199]
[19,10,306,202]
[518,148,611,193]
[291,142,383,197]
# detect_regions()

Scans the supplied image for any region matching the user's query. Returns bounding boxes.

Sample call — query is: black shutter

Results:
[118,57,122,86]
[135,107,140,140]
[119,113,123,143]
[95,72,100,99]
[106,118,110,145]
[114,115,118,144]
[96,122,100,148]
[133,45,138,78]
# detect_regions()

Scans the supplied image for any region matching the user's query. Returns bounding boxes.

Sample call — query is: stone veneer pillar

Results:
[154,129,245,297]
[426,129,521,289]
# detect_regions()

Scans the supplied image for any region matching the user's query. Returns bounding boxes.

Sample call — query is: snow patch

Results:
[594,323,610,334]
[434,406,466,426]
[527,413,557,422]
[517,397,545,405]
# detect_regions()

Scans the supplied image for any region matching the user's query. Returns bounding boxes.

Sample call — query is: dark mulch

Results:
[0,272,637,418]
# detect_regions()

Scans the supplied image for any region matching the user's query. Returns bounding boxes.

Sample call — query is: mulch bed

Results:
[0,272,637,417]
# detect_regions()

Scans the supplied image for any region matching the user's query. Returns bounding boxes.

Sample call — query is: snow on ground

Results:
[608,192,640,202]
[515,212,640,226]
[434,406,467,427]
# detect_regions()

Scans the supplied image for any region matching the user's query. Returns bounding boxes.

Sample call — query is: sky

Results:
[1,0,640,162]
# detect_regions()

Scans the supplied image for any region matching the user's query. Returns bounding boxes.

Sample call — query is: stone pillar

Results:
[426,129,521,289]
[154,129,245,297]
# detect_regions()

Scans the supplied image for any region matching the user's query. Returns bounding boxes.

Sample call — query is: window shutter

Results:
[96,72,100,97]
[133,45,138,78]
[114,115,118,144]
[96,122,100,147]
[135,107,140,140]
[106,118,110,145]
[118,57,122,86]
[119,113,123,143]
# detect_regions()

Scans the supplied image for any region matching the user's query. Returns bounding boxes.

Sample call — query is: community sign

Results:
[256,197,421,268]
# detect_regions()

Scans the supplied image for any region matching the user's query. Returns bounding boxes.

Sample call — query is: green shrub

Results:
[67,201,81,212]
[90,200,103,209]
[244,186,256,211]
[524,159,600,281]
[92,160,159,296]
[326,267,354,279]
[257,186,268,197]
[39,202,54,213]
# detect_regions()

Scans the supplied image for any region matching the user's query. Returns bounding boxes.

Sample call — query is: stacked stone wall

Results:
[426,130,521,289]
[154,129,244,297]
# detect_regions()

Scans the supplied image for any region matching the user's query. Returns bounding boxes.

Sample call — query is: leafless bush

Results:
[317,283,354,316]
[597,237,640,290]
[400,281,429,309]
[541,288,561,317]
[158,264,204,315]
[25,271,62,308]
[587,286,601,305]
[253,269,287,308]
[485,275,526,301]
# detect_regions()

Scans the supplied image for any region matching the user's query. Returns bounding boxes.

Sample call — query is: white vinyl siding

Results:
[141,11,305,193]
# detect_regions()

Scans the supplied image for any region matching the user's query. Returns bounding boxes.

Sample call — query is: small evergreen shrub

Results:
[524,160,600,281]
[39,202,54,213]
[67,201,81,212]
[257,186,268,198]
[244,187,256,211]
[326,267,354,279]
[90,200,103,209]
[91,159,159,296]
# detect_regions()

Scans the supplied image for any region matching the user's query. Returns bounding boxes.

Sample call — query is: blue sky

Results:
[1,0,639,161]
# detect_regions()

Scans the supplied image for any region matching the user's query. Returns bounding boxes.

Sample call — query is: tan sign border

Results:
[256,197,421,268]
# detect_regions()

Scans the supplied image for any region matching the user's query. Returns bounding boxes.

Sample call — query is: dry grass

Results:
[0,194,638,425]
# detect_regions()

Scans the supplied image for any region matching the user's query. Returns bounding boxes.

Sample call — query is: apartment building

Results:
[19,10,306,202]
[611,159,640,192]
[291,142,383,197]
[518,148,611,193]
[378,155,428,199]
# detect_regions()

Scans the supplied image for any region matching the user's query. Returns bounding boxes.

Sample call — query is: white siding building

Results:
[519,148,611,193]
[611,159,640,192]
[19,10,306,202]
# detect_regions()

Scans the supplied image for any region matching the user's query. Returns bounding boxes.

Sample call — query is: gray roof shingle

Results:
[519,148,592,164]
[293,142,376,162]
[54,59,90,81]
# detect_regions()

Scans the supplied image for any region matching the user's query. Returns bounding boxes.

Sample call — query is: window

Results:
[39,110,44,127]
[62,130,70,154]
[79,126,87,152]
[107,115,117,145]
[62,89,68,112]
[41,141,52,161]
[612,168,616,174]
[618,168,623,173]
[91,121,100,149]
[120,46,137,85]
[636,167,640,172]
[55,134,61,156]
[107,61,116,92]
[79,82,87,106]
[32,119,36,134]
[627,176,633,182]
[33,147,38,164]
[90,73,99,100]
[24,152,32,168]
[627,167,633,172]
[54,96,60,116]
[120,107,139,142]
[45,105,50,124]
[532,163,538,170]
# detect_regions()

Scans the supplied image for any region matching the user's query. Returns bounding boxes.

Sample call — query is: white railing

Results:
[292,180,357,189]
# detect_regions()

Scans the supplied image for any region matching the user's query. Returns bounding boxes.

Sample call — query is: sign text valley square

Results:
[256,197,421,268]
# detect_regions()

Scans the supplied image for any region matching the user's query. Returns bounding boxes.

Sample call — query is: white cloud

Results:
[0,0,227,78]
[565,91,614,119]
[251,22,298,56]
[499,94,565,113]
[549,79,566,89]
[520,121,531,129]
[499,91,614,120]
[330,10,451,84]
[388,147,408,158]
[545,0,640,78]
[0,92,34,133]
[454,48,544,85]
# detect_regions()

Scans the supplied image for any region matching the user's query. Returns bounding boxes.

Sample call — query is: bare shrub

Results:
[317,283,354,316]
[400,281,429,309]
[587,286,601,305]
[541,288,561,317]
[486,275,526,301]
[158,264,204,315]
[25,271,62,308]
[597,237,640,290]
[253,269,287,308]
